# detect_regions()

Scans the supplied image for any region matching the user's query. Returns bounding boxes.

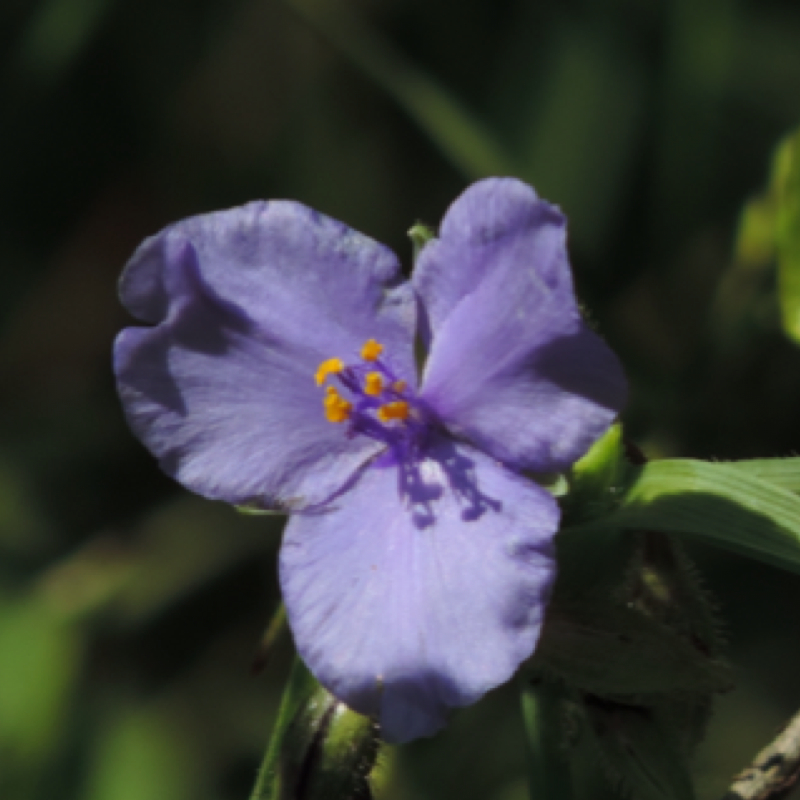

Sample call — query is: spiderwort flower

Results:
[114,178,626,743]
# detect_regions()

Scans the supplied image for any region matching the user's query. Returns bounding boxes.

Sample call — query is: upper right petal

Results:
[114,202,416,509]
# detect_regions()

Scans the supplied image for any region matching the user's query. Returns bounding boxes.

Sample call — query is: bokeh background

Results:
[3,0,800,797]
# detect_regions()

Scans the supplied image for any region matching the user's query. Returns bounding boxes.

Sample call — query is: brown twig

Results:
[722,707,800,800]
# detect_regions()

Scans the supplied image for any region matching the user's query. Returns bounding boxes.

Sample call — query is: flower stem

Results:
[519,673,573,800]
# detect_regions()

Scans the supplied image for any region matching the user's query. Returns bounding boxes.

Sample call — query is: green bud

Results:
[577,695,696,800]
[562,423,632,526]
[251,658,379,800]
[408,223,435,264]
[534,599,731,698]
[534,431,731,795]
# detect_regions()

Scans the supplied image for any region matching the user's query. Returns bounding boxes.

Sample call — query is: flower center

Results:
[315,339,423,449]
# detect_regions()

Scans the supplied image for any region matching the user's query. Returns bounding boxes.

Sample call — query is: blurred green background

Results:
[3,0,800,797]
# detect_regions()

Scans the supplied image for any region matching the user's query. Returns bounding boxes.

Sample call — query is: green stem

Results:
[249,658,318,800]
[519,674,573,800]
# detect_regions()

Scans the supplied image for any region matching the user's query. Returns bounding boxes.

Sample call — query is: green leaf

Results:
[723,457,800,494]
[563,459,800,574]
[518,676,573,800]
[17,0,116,81]
[734,193,778,269]
[776,128,800,344]
[250,657,379,800]
[0,595,83,769]
[84,704,196,800]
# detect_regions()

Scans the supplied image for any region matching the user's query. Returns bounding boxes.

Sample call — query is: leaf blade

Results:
[563,459,800,574]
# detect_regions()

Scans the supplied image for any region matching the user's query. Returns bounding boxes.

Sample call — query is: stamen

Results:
[315,358,344,386]
[324,388,352,423]
[364,372,384,396]
[392,380,407,394]
[377,401,410,422]
[361,339,384,362]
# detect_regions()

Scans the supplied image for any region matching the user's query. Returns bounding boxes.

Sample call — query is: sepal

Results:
[562,423,633,526]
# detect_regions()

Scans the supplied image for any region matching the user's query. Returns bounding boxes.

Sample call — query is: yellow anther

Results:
[364,372,384,396]
[315,358,344,386]
[361,339,384,362]
[325,401,352,424]
[377,401,410,423]
[324,387,344,407]
[323,387,352,423]
[392,380,407,394]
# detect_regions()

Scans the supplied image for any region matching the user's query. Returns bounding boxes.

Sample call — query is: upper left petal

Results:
[280,437,558,743]
[115,202,416,508]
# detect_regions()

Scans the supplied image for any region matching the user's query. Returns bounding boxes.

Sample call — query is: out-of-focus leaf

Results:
[734,194,778,269]
[31,496,278,629]
[515,26,645,252]
[0,595,83,774]
[83,705,196,800]
[563,459,800,574]
[117,496,279,624]
[0,454,53,554]
[282,0,515,179]
[252,603,287,675]
[728,127,800,345]
[518,676,573,800]
[652,0,739,247]
[17,0,117,80]
[775,128,800,344]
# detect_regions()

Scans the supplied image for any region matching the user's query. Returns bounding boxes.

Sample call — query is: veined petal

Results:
[115,203,416,509]
[280,437,558,743]
[416,180,626,473]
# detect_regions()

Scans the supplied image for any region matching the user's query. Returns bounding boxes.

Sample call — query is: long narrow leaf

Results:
[281,0,516,179]
[563,459,800,574]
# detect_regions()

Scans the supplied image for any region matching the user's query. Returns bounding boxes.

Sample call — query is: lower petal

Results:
[279,437,558,743]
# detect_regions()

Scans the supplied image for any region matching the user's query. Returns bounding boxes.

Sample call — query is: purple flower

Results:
[114,178,626,743]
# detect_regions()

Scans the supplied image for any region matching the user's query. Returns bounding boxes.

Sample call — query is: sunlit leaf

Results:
[724,457,800,494]
[563,459,800,574]
[83,705,196,800]
[776,128,800,344]
[0,595,82,771]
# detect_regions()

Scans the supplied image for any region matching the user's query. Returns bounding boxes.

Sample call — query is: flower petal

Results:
[413,178,571,336]
[120,201,416,376]
[279,436,558,743]
[416,179,626,473]
[115,202,416,509]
